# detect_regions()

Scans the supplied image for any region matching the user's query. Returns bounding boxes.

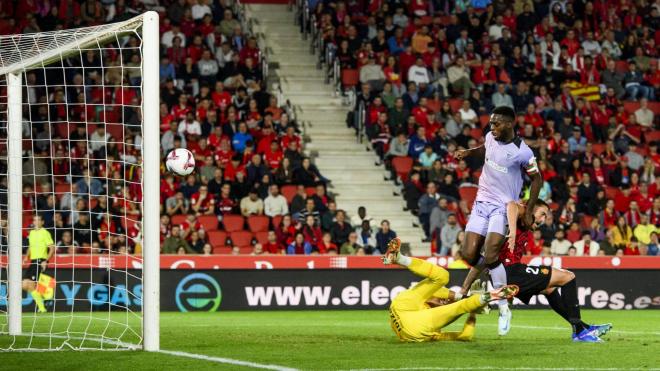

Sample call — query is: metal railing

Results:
[234,0,269,87]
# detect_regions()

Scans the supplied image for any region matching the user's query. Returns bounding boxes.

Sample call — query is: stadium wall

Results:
[0,268,658,312]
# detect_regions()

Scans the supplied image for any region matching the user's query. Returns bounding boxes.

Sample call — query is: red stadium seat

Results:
[281,185,297,204]
[615,61,629,74]
[341,69,360,89]
[230,231,253,247]
[55,183,71,195]
[198,215,219,231]
[420,16,433,25]
[648,101,660,114]
[470,128,483,140]
[247,215,270,232]
[272,215,284,229]
[208,230,227,247]
[605,186,621,200]
[255,231,269,244]
[305,187,316,197]
[392,156,413,181]
[458,186,478,210]
[581,215,594,229]
[479,115,490,128]
[170,214,187,227]
[222,214,245,232]
[623,101,640,114]
[213,246,231,254]
[448,98,463,113]
[239,247,253,254]
[426,99,441,113]
[106,123,124,142]
[592,143,606,155]
[645,130,660,144]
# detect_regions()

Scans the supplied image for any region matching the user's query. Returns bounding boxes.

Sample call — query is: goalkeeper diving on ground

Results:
[383,237,518,342]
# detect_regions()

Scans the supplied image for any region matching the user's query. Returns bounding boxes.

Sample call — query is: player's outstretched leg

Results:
[543,269,610,342]
[384,237,455,301]
[428,284,519,332]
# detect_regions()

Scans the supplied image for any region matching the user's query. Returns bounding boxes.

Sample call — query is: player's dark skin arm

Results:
[524,172,542,228]
[454,145,485,162]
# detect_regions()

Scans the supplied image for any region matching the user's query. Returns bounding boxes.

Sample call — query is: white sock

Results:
[489,263,509,309]
[454,292,463,300]
[397,254,411,266]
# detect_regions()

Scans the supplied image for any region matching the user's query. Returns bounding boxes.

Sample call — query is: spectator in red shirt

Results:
[263,230,284,254]
[191,185,215,216]
[599,199,618,229]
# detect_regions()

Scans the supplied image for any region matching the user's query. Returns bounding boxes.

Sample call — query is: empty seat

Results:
[392,156,413,181]
[213,246,231,254]
[222,214,245,232]
[198,215,219,231]
[229,231,253,247]
[208,230,228,247]
[170,214,187,227]
[458,186,478,210]
[238,246,253,254]
[341,69,359,90]
[591,143,606,155]
[247,215,270,232]
[271,215,284,229]
[255,231,269,244]
[448,98,463,113]
[281,185,298,204]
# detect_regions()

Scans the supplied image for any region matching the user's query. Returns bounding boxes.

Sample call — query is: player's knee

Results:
[562,270,576,284]
[554,269,575,286]
[430,266,450,286]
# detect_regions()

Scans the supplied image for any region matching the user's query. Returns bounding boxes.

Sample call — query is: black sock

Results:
[560,279,587,334]
[547,290,590,332]
[546,290,570,322]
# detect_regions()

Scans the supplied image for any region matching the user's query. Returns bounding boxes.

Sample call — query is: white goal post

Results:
[0,12,159,351]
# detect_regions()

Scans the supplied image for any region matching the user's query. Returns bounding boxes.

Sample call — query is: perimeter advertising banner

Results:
[1,269,658,311]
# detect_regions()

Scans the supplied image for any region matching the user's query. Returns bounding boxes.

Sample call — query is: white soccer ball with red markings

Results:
[166,148,196,176]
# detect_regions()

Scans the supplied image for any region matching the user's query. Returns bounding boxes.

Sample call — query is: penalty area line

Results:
[159,349,299,371]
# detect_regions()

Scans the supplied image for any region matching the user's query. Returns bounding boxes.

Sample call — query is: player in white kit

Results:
[454,106,543,335]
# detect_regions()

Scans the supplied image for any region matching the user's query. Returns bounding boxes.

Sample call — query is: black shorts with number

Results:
[505,263,552,304]
[23,259,45,281]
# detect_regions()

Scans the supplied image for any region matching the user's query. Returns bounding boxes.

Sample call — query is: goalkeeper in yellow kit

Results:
[22,215,56,313]
[384,237,518,342]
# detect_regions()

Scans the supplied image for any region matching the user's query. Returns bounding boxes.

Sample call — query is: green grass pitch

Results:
[1,310,659,370]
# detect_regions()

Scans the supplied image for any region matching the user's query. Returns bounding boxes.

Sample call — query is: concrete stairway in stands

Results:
[245,4,430,255]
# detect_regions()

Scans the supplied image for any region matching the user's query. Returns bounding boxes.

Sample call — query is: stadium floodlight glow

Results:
[0,12,159,351]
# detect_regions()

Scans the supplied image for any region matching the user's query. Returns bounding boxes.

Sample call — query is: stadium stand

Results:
[1,0,658,258]
[296,0,660,257]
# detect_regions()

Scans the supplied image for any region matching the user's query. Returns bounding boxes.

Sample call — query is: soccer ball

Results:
[166,148,196,176]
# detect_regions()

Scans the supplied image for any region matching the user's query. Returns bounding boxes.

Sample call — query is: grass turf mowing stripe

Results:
[159,349,299,371]
[344,368,660,371]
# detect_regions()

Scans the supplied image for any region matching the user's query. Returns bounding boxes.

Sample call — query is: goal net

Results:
[0,12,160,351]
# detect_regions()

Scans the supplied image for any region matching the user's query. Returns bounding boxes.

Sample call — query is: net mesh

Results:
[0,16,147,351]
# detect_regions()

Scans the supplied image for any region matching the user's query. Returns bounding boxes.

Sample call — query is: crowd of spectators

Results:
[307,0,659,257]
[0,0,402,257]
[0,0,658,258]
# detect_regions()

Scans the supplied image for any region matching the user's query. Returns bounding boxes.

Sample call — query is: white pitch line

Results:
[158,349,299,371]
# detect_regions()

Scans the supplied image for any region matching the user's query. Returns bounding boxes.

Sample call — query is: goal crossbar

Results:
[0,15,145,77]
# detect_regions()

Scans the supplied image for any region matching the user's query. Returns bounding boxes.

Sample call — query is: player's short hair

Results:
[534,199,549,209]
[492,106,515,122]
